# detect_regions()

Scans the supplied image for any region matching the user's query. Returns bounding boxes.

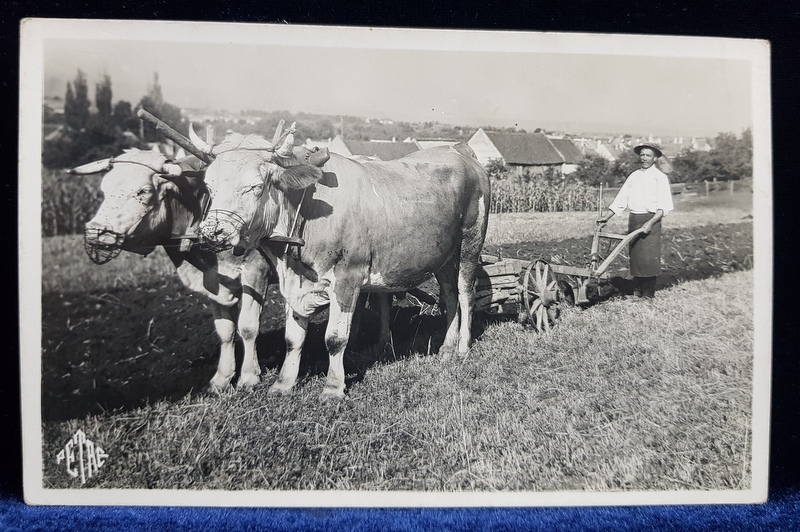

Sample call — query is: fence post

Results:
[730,180,734,195]
[598,183,604,214]
[705,181,710,196]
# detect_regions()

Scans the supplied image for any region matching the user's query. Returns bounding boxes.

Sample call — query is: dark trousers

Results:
[634,276,657,298]
[629,213,661,299]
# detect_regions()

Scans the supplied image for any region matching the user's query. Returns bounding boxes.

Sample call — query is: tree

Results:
[569,153,612,187]
[44,72,145,168]
[95,74,113,119]
[138,72,185,142]
[670,149,714,183]
[670,129,752,182]
[485,158,509,180]
[611,149,641,185]
[112,100,139,132]
[148,72,164,109]
[64,69,90,130]
[708,129,752,180]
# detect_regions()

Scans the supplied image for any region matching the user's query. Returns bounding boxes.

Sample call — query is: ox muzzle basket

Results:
[198,210,250,253]
[84,226,126,265]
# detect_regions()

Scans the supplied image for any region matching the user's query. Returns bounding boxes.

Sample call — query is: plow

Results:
[474,224,647,331]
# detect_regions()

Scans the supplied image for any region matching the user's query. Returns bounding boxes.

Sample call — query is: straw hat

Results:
[633,142,663,158]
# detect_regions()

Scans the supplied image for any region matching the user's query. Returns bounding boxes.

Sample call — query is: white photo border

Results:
[19,18,772,507]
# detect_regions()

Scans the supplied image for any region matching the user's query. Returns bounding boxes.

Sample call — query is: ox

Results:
[76,148,272,391]
[192,125,491,402]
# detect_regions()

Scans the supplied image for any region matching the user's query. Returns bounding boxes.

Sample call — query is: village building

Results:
[548,138,584,174]
[467,128,583,176]
[574,138,627,162]
[413,138,460,150]
[327,134,420,160]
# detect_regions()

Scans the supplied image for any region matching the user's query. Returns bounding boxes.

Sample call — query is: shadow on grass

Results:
[41,285,451,422]
[255,304,449,395]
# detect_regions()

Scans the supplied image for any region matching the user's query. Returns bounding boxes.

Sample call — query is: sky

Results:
[40,28,757,138]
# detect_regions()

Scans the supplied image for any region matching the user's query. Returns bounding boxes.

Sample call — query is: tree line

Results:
[43,70,185,169]
[565,130,752,187]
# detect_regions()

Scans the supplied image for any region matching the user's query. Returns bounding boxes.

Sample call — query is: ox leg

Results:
[435,259,460,358]
[376,293,391,348]
[457,254,479,355]
[236,292,263,388]
[269,302,308,395]
[456,210,487,354]
[320,289,359,402]
[210,303,238,392]
[349,292,369,347]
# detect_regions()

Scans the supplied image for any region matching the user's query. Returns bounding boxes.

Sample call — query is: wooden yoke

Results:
[137,109,212,165]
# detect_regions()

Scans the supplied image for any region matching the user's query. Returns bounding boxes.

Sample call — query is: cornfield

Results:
[490,179,600,214]
[41,169,103,236]
[40,170,602,237]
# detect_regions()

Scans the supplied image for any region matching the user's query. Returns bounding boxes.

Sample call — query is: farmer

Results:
[596,142,674,299]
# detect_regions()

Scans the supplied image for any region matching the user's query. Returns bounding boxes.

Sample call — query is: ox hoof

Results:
[268,382,295,396]
[439,346,457,360]
[206,381,234,395]
[237,373,261,389]
[319,389,346,404]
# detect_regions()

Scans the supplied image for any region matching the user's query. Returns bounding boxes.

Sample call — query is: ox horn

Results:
[271,119,285,147]
[189,122,214,154]
[68,158,113,175]
[276,123,296,157]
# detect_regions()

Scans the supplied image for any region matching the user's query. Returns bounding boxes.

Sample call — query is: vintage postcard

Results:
[20,19,771,506]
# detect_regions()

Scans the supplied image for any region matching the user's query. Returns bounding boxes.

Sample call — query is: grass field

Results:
[38,193,755,493]
[41,272,753,491]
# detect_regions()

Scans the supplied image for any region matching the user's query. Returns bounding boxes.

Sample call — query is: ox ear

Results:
[272,164,325,192]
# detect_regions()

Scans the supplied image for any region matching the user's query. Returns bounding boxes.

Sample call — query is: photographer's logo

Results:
[55,429,108,484]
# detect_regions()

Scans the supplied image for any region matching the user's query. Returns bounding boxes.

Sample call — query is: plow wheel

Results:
[521,260,561,332]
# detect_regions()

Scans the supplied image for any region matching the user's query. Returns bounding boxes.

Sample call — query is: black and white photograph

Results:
[19,19,771,506]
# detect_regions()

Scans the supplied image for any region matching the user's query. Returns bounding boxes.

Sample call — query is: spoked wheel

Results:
[521,260,561,332]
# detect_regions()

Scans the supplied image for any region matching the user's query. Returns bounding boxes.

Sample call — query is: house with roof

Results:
[328,135,420,160]
[413,138,460,150]
[574,138,629,162]
[691,137,713,152]
[549,138,584,174]
[467,129,584,176]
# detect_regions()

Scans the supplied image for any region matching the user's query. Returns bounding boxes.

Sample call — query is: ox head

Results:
[74,149,195,264]
[193,122,330,253]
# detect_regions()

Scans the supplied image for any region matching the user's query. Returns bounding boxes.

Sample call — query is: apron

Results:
[628,212,662,278]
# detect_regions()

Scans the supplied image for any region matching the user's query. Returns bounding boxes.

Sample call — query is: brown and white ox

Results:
[76,148,272,391]
[193,126,491,402]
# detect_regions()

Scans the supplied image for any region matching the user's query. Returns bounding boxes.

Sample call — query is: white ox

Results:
[77,148,272,391]
[193,126,491,402]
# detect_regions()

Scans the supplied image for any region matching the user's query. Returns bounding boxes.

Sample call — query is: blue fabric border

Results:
[1,492,799,531]
[6,1,799,530]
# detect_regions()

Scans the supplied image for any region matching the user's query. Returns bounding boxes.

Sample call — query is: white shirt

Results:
[609,165,674,217]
